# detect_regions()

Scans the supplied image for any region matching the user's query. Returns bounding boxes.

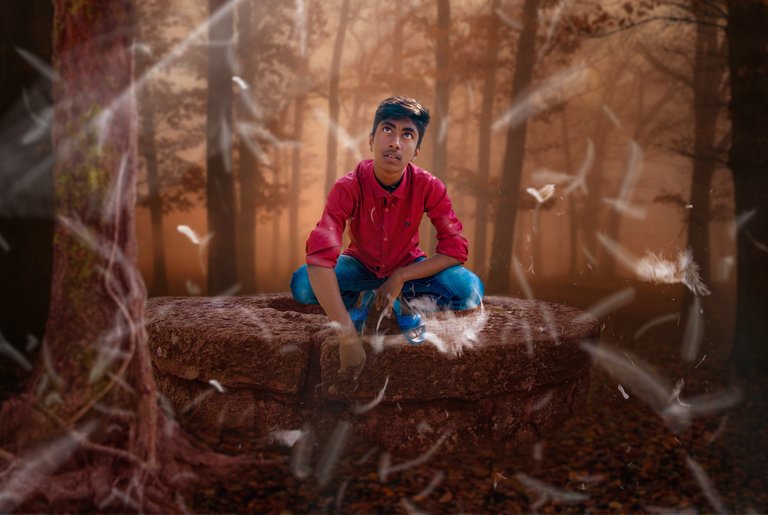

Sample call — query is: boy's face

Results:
[369,117,420,185]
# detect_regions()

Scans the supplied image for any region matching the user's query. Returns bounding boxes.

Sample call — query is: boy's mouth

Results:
[383,151,401,161]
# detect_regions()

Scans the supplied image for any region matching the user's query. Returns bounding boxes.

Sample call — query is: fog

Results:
[132,0,735,298]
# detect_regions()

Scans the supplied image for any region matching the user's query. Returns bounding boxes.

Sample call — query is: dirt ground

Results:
[188,278,768,513]
[2,278,764,512]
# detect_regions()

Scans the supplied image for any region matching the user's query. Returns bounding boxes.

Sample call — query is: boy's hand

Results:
[338,330,366,377]
[375,273,404,310]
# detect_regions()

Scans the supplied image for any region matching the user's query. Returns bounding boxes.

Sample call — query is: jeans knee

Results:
[290,265,316,304]
[453,270,484,310]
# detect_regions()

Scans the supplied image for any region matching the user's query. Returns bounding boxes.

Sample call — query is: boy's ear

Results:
[413,146,420,160]
[368,133,374,151]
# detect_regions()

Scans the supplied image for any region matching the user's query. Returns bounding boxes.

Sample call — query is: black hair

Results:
[370,97,430,148]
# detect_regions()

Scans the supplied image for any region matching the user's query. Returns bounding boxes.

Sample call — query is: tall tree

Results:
[487,0,540,293]
[580,60,622,272]
[432,0,451,184]
[0,1,164,508]
[686,2,727,287]
[473,0,501,278]
[236,0,258,293]
[726,0,768,372]
[135,49,168,296]
[601,65,680,276]
[559,106,580,276]
[133,1,208,297]
[424,0,452,252]
[289,92,307,271]
[206,0,237,294]
[323,0,351,197]
[271,147,284,278]
[0,2,242,510]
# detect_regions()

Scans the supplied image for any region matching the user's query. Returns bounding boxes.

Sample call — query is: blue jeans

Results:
[290,255,484,311]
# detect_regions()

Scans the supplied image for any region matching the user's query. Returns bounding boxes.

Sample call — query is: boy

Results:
[290,97,484,373]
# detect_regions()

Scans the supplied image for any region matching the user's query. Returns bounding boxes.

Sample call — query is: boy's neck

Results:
[373,164,406,186]
[375,171,403,192]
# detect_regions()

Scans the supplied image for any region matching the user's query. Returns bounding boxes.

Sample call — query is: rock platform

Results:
[146,293,600,456]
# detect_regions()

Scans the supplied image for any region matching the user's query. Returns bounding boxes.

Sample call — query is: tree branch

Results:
[638,44,693,88]
[695,0,728,19]
[81,440,145,468]
[586,15,726,40]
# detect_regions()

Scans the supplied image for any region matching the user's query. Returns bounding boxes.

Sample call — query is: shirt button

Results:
[384,208,389,212]
[384,237,388,241]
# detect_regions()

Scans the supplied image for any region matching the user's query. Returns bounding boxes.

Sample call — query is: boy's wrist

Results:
[338,325,359,343]
[391,267,408,283]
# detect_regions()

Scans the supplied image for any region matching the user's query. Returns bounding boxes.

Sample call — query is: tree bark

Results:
[487,0,540,294]
[432,0,451,184]
[602,73,647,277]
[423,0,452,253]
[580,63,621,272]
[1,3,247,511]
[206,0,237,295]
[0,0,162,509]
[271,148,283,278]
[391,7,404,92]
[559,107,580,276]
[237,0,257,293]
[289,94,306,271]
[726,0,768,373]
[323,0,351,198]
[137,53,168,296]
[472,0,500,279]
[686,3,725,287]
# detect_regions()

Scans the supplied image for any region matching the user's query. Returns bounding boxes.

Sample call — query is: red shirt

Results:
[305,160,468,279]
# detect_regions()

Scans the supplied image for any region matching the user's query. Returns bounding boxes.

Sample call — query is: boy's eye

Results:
[403,132,413,139]
[382,126,392,133]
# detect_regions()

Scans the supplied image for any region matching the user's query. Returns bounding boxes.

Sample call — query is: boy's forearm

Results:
[393,253,460,283]
[307,264,355,335]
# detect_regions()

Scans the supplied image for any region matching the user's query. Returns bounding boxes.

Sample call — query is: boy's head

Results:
[370,97,430,149]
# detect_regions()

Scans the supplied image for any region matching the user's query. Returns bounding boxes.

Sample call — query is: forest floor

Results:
[2,278,764,512]
[189,278,768,514]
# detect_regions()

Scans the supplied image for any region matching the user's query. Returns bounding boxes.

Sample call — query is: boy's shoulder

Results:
[408,162,440,182]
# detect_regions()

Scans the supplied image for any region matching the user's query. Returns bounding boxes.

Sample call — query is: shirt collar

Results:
[362,159,410,199]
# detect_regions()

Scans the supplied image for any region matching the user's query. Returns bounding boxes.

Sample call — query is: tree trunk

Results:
[432,0,451,184]
[581,64,621,271]
[0,3,246,511]
[472,0,500,279]
[391,7,404,93]
[289,94,306,271]
[136,55,168,296]
[559,107,579,276]
[0,0,54,391]
[323,0,350,198]
[726,0,768,373]
[237,0,257,293]
[206,0,237,295]
[686,4,724,287]
[0,1,163,509]
[271,148,283,279]
[487,0,540,294]
[602,74,646,277]
[423,0,451,253]
[344,52,374,172]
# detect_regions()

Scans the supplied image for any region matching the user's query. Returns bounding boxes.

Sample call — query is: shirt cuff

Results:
[306,254,338,268]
